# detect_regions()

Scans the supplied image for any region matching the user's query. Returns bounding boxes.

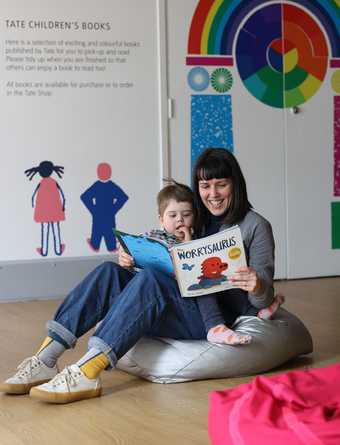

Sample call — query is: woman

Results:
[192,148,276,328]
[0,148,276,404]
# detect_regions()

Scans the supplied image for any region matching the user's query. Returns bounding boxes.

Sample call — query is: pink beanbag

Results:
[209,364,340,445]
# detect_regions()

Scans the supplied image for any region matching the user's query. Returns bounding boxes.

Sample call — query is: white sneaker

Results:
[29,364,102,404]
[0,356,58,395]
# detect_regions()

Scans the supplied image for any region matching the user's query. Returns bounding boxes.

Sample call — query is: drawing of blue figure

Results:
[81,163,128,252]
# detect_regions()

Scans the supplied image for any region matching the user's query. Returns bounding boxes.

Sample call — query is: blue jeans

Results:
[47,262,207,367]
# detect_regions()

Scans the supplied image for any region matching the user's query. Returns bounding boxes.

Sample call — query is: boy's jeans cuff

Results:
[46,320,77,349]
[88,336,117,369]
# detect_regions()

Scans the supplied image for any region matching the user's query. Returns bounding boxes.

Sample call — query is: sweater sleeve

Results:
[245,216,275,309]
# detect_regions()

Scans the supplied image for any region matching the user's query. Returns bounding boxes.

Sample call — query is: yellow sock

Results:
[77,350,110,379]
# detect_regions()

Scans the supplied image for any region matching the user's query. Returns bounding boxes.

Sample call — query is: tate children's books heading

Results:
[170,226,247,297]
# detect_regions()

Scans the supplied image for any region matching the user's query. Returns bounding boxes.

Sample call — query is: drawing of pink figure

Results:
[25,161,66,257]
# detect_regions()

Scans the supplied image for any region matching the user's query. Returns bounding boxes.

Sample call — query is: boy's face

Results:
[159,199,194,241]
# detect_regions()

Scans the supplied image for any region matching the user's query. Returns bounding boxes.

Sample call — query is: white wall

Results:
[0,0,164,263]
[285,80,338,277]
[0,0,167,299]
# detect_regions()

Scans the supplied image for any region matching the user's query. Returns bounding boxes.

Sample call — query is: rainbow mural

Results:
[187,0,340,108]
[187,0,340,248]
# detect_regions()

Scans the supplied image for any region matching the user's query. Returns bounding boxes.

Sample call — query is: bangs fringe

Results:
[196,159,232,181]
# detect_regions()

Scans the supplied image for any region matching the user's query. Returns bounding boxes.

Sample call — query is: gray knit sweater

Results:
[220,210,275,309]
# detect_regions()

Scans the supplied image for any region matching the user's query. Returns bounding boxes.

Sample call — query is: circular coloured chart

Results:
[187,66,209,91]
[236,3,329,108]
[211,68,233,93]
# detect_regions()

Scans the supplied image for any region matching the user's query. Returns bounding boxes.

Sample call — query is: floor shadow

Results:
[102,375,149,397]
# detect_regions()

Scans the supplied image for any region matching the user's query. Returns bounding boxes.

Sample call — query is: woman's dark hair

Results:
[192,148,252,232]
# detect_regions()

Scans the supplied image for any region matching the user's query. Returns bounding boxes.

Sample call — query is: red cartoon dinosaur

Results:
[198,257,228,279]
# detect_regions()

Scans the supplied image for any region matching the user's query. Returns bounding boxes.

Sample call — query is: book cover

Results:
[114,226,247,298]
[170,226,247,297]
[113,229,174,275]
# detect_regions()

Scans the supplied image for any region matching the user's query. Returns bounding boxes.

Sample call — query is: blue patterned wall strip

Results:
[191,94,234,172]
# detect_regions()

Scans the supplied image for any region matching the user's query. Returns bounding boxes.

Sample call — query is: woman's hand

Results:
[118,245,135,268]
[229,266,261,294]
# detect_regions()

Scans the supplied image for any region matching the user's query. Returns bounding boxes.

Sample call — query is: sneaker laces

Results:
[50,366,82,391]
[16,356,42,379]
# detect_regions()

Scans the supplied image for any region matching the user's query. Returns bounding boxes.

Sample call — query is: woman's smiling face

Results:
[198,177,233,216]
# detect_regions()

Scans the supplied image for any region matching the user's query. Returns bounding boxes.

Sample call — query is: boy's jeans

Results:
[46,262,207,367]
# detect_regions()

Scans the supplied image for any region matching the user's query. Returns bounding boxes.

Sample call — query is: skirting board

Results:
[0,255,118,302]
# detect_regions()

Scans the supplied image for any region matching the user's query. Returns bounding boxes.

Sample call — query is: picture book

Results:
[113,229,174,275]
[114,226,247,297]
[170,226,247,297]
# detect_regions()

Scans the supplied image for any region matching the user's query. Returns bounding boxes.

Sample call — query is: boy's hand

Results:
[176,225,192,242]
[118,245,135,268]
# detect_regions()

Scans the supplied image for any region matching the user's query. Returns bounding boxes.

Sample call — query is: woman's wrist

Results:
[250,277,263,296]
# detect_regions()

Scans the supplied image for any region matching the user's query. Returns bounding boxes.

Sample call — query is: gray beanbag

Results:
[117,309,313,383]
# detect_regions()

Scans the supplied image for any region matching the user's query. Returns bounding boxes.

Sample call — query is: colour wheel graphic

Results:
[236,3,329,108]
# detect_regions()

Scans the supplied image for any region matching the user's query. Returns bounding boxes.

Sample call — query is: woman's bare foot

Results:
[258,294,285,320]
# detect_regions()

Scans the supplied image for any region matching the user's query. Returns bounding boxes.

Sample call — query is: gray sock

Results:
[36,336,66,368]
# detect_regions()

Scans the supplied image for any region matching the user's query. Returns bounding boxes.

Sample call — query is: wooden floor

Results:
[0,276,339,445]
